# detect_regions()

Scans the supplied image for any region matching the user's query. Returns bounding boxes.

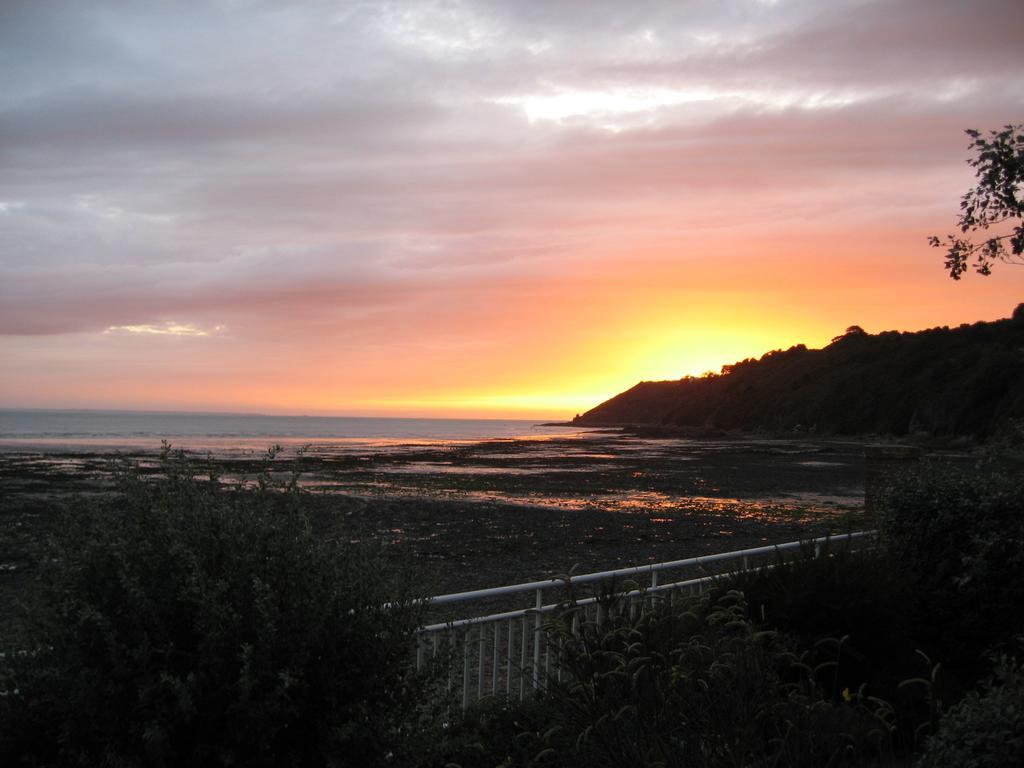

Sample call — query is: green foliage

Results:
[724,543,915,686]
[879,461,1024,664]
[721,542,943,753]
[508,590,896,768]
[918,651,1024,768]
[0,448,439,767]
[929,124,1024,279]
[428,697,553,768]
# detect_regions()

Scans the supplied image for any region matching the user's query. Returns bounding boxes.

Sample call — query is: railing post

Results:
[478,627,486,701]
[647,570,658,613]
[519,616,527,699]
[492,622,499,696]
[506,618,513,696]
[462,629,471,710]
[532,588,542,689]
[447,629,454,694]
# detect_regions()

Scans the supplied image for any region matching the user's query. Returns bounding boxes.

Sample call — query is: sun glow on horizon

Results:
[2,1,1022,418]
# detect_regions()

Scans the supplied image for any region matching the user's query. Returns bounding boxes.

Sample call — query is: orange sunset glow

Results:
[1,1,1022,418]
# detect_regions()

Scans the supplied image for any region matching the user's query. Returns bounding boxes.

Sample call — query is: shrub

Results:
[428,696,553,768]
[878,461,1024,663]
[720,542,939,755]
[0,448,438,767]
[515,589,895,768]
[918,651,1024,768]
[723,541,912,666]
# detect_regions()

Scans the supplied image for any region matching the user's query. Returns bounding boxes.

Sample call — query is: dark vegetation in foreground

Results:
[0,451,442,767]
[2,451,1022,766]
[575,304,1024,440]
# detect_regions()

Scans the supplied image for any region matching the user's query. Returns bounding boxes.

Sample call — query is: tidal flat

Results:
[0,431,869,632]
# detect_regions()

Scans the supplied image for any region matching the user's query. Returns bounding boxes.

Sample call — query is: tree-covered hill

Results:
[574,304,1024,438]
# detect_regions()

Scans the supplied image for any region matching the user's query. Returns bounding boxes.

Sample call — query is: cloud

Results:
[104,322,221,337]
[0,0,1022,413]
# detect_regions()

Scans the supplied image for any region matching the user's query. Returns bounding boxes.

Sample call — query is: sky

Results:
[1,0,1023,419]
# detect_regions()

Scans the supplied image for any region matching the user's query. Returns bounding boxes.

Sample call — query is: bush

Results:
[723,541,913,672]
[427,696,553,768]
[918,651,1024,768]
[0,448,438,767]
[511,589,896,768]
[879,461,1024,663]
[720,541,932,751]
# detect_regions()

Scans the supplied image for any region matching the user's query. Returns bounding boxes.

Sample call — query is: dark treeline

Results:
[576,304,1024,439]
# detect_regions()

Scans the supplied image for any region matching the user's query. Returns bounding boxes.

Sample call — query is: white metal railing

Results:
[416,531,876,709]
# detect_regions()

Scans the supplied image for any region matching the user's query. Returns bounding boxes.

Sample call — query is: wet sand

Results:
[0,431,869,628]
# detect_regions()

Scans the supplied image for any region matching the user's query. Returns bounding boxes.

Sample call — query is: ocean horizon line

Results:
[0,409,584,452]
[0,407,555,423]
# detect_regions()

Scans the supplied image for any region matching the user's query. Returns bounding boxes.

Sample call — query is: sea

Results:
[0,409,580,454]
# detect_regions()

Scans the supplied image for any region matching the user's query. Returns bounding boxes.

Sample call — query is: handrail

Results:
[421,572,719,632]
[425,530,875,608]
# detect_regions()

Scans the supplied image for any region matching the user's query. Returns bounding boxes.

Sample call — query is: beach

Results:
[0,427,868,633]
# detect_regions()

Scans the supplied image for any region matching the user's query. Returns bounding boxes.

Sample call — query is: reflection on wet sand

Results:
[0,431,868,594]
[0,431,866,524]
